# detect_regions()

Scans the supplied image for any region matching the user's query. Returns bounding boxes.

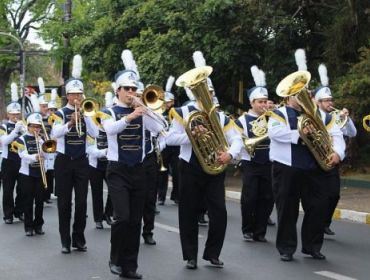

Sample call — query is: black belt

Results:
[57,152,87,161]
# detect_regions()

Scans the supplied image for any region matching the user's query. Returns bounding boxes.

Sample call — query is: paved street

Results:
[0,190,369,280]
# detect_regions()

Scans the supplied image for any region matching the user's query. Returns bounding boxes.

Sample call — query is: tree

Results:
[0,0,53,118]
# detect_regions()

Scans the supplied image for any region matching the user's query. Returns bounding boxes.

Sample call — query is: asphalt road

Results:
[0,191,369,280]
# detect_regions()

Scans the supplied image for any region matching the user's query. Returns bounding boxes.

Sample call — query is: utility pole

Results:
[61,0,72,102]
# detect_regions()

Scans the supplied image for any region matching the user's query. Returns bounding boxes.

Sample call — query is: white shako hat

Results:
[65,54,84,94]
[314,64,332,101]
[7,83,21,113]
[27,112,43,126]
[247,65,268,102]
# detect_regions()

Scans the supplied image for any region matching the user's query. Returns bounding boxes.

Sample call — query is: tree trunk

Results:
[0,68,12,120]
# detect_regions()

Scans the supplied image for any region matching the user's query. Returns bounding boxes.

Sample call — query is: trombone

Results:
[40,120,57,153]
[34,132,48,189]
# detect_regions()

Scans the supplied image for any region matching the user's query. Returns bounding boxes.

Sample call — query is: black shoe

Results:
[25,230,34,237]
[15,213,24,222]
[198,214,208,226]
[44,199,52,204]
[143,235,156,245]
[96,221,104,229]
[243,232,253,242]
[253,236,267,242]
[4,218,13,224]
[324,227,335,235]
[61,246,71,254]
[280,253,293,262]
[206,258,224,268]
[302,249,326,260]
[120,270,143,279]
[186,259,197,269]
[35,227,45,235]
[103,214,113,226]
[72,242,87,251]
[267,217,275,226]
[109,260,122,275]
[158,200,164,206]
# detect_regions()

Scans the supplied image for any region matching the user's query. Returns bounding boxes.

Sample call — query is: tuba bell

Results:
[176,66,229,175]
[363,115,370,132]
[276,71,334,171]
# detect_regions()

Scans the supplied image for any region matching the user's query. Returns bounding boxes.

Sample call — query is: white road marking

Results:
[314,271,357,280]
[155,222,204,238]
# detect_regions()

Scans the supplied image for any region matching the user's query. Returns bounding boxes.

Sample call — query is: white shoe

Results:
[50,194,58,200]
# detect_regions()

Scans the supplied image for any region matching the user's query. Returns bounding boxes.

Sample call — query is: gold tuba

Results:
[363,115,370,132]
[176,66,229,175]
[276,71,334,171]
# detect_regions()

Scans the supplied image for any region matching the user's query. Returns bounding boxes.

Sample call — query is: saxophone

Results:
[176,66,229,175]
[276,71,334,171]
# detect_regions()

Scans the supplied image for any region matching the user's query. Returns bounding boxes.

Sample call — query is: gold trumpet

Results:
[74,99,83,137]
[330,106,348,129]
[155,138,167,172]
[363,115,370,132]
[34,131,48,189]
[142,85,166,114]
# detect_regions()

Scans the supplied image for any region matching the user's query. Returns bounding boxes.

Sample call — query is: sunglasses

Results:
[122,86,137,92]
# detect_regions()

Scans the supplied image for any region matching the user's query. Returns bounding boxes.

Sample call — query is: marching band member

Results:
[157,76,180,205]
[268,49,345,262]
[102,68,165,279]
[86,92,114,229]
[37,77,53,204]
[16,113,46,236]
[0,83,25,224]
[166,56,243,269]
[315,64,357,236]
[51,55,99,254]
[234,65,274,242]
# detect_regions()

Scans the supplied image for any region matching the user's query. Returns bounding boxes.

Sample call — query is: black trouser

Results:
[1,158,23,220]
[55,153,89,247]
[325,167,340,228]
[89,166,113,222]
[272,162,329,255]
[178,160,227,261]
[44,170,54,201]
[107,161,147,272]
[142,153,158,238]
[240,161,274,238]
[19,174,44,231]
[157,146,180,202]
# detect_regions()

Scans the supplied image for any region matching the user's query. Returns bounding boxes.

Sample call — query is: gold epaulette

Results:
[169,108,184,126]
[326,114,336,130]
[48,113,63,125]
[269,111,287,125]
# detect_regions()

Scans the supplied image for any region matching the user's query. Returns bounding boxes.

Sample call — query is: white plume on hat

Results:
[121,49,135,70]
[250,65,266,87]
[38,77,45,94]
[295,49,307,71]
[11,82,18,102]
[318,64,329,86]
[72,54,83,79]
[185,87,195,101]
[51,89,58,101]
[165,76,175,92]
[111,82,117,93]
[193,51,206,67]
[105,91,114,108]
[30,92,40,112]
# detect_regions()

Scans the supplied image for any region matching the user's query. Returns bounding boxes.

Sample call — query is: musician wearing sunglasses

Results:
[15,113,46,237]
[51,55,99,254]
[102,70,165,279]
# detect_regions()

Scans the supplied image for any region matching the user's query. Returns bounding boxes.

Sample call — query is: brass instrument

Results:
[155,138,167,172]
[142,85,166,114]
[363,115,370,132]
[34,132,48,189]
[74,100,83,137]
[10,140,23,153]
[276,70,334,171]
[176,66,229,175]
[330,106,348,129]
[81,98,99,117]
[40,120,57,153]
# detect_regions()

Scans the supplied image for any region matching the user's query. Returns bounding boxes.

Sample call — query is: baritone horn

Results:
[176,66,229,175]
[330,106,348,129]
[276,70,334,171]
[363,115,370,132]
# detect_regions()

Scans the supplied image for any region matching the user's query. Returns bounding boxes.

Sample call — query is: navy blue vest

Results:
[244,114,270,164]
[19,135,41,178]
[96,130,108,171]
[55,107,87,158]
[110,106,144,166]
[4,123,21,163]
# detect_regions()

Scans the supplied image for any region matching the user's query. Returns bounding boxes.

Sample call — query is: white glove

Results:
[14,121,25,134]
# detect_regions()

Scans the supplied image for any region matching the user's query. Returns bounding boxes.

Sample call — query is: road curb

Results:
[225,190,370,225]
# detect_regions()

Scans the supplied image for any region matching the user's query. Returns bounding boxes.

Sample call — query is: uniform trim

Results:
[169,107,184,126]
[326,114,336,130]
[269,111,287,125]
[223,118,235,132]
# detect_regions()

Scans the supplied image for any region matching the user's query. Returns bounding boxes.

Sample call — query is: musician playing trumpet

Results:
[15,113,46,237]
[234,66,274,243]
